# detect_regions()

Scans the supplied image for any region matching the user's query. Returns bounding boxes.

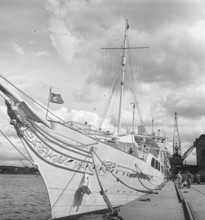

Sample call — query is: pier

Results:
[177,183,205,220]
[118,181,201,220]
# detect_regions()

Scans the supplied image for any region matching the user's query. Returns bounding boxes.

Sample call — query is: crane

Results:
[170,112,183,166]
[171,112,196,165]
[173,112,181,155]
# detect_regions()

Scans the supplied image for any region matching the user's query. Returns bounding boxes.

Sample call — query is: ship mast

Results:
[130,102,136,133]
[102,20,148,135]
[118,20,129,135]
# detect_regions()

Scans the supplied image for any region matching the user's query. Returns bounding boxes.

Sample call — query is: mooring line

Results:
[0,130,34,166]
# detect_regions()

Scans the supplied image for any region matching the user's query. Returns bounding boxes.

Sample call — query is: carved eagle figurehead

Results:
[5,98,41,128]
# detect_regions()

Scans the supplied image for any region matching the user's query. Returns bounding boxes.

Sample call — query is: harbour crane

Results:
[170,112,183,165]
[173,112,181,156]
[170,112,196,166]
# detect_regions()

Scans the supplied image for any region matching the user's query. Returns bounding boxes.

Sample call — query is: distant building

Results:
[196,134,205,172]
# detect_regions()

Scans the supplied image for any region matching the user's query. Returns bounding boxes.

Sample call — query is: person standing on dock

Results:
[186,171,192,188]
[177,171,182,188]
[196,172,201,184]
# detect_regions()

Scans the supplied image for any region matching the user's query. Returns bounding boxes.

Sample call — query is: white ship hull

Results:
[21,122,164,219]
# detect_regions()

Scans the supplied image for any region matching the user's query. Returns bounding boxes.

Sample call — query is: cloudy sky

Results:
[0,0,204,166]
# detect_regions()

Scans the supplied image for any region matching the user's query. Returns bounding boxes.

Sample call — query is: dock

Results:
[77,181,205,220]
[178,183,205,220]
[118,181,185,220]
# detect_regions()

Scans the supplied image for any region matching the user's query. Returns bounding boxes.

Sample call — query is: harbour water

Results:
[0,174,105,220]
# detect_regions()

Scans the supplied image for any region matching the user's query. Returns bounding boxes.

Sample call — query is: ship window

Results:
[202,149,205,158]
[151,158,155,167]
[161,165,164,173]
[155,160,160,171]
[158,162,160,171]
[155,160,157,169]
[155,161,158,170]
[151,158,161,171]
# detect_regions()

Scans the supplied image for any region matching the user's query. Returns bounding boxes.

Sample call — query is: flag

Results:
[50,92,64,104]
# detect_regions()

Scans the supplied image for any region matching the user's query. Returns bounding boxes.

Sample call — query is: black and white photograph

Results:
[0,0,204,219]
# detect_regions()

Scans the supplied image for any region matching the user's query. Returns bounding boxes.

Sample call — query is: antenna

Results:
[152,118,154,135]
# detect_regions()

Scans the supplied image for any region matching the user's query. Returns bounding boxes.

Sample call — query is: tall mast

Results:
[151,118,154,135]
[118,19,129,135]
[101,20,148,135]
[131,102,136,133]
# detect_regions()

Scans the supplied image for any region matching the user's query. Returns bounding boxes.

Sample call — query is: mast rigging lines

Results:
[100,20,148,134]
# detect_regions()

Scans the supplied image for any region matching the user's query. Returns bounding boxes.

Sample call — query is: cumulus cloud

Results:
[162,91,205,120]
[1,0,205,165]
[73,84,103,103]
[11,42,25,55]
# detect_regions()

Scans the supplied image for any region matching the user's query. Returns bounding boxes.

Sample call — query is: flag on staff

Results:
[50,92,64,104]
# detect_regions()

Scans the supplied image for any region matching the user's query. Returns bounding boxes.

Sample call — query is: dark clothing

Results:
[196,173,201,184]
[129,148,133,154]
[177,173,182,188]
[186,173,192,188]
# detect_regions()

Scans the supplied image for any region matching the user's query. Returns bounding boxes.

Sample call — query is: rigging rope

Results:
[98,71,121,129]
[91,148,122,219]
[134,161,159,189]
[98,48,123,130]
[91,149,153,194]
[103,78,120,132]
[0,74,66,124]
[91,150,114,212]
[126,38,145,129]
[0,130,34,166]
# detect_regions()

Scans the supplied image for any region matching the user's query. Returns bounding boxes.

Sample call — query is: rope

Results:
[103,79,120,132]
[98,72,121,130]
[126,38,146,129]
[91,149,122,219]
[134,162,158,189]
[20,138,35,166]
[92,149,153,194]
[91,150,114,212]
[0,74,66,124]
[0,130,34,166]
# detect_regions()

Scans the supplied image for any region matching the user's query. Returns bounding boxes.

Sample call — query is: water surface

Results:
[0,174,106,220]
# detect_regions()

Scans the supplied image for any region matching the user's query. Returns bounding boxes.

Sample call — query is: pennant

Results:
[50,92,64,104]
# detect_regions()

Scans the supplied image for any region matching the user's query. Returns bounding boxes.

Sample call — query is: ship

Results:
[0,21,170,219]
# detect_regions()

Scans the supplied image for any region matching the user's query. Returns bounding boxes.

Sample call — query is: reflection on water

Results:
[0,174,106,220]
